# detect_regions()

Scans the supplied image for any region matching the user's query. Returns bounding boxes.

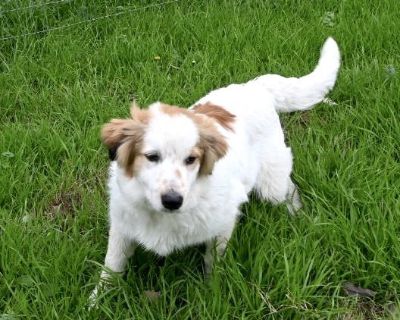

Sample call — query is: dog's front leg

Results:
[89,227,136,306]
[204,221,236,275]
[103,227,136,273]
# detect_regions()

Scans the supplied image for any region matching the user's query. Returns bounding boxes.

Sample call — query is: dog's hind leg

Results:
[255,145,302,215]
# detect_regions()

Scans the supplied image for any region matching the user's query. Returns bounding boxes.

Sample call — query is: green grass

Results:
[1,0,399,318]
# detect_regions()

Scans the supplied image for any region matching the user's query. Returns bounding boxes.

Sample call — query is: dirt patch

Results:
[47,189,82,218]
[298,111,311,127]
[341,299,397,320]
[342,283,397,319]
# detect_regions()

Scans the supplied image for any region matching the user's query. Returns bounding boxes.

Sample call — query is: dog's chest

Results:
[116,203,236,256]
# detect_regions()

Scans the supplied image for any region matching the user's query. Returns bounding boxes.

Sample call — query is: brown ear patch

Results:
[193,102,235,131]
[194,114,229,176]
[130,103,150,123]
[101,105,149,177]
[197,130,228,175]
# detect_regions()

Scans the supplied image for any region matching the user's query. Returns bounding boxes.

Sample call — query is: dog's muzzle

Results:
[161,191,183,211]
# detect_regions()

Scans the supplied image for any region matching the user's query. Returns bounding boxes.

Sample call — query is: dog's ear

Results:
[198,129,228,176]
[101,105,149,176]
[193,102,235,131]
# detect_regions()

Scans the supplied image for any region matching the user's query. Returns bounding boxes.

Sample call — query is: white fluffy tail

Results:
[249,37,340,113]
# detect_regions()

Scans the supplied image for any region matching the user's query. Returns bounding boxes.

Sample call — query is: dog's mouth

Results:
[160,208,182,214]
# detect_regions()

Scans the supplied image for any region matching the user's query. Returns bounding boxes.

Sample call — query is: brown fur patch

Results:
[192,111,228,176]
[130,103,150,123]
[193,102,235,131]
[101,105,149,177]
[191,147,203,158]
[159,103,186,117]
[196,124,228,175]
[132,154,146,176]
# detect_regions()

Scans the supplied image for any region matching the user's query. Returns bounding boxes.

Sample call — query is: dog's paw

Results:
[286,186,302,215]
[87,270,113,310]
[87,286,101,310]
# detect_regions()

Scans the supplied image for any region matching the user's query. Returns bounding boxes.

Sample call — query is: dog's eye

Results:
[184,156,196,165]
[145,153,160,163]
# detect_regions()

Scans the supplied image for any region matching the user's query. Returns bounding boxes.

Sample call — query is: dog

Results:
[90,37,340,303]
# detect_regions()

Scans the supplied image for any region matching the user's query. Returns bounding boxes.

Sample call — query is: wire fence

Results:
[0,0,179,41]
[0,0,74,14]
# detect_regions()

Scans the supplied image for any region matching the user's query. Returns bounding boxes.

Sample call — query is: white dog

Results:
[90,38,340,302]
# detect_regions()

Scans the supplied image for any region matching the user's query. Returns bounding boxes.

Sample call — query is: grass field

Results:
[1,0,399,318]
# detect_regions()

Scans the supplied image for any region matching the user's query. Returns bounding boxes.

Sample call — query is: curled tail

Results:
[249,37,341,113]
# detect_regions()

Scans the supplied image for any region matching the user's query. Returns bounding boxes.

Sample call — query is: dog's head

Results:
[101,102,234,212]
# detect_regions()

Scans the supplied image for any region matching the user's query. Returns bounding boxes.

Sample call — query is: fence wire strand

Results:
[0,0,74,14]
[0,0,179,41]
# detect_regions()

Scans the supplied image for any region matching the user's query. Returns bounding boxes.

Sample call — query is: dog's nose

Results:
[161,191,183,211]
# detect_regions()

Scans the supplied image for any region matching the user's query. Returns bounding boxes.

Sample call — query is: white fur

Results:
[90,38,340,304]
